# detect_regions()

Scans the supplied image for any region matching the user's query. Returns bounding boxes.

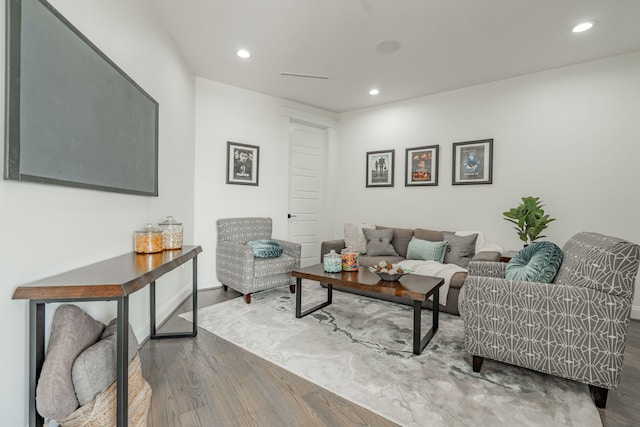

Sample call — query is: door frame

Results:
[281,105,338,249]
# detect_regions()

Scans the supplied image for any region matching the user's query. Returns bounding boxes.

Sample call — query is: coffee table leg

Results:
[295,278,302,317]
[295,280,332,318]
[413,288,440,355]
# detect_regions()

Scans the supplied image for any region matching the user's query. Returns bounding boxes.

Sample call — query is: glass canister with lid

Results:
[158,215,183,250]
[134,223,164,254]
[323,249,342,273]
[341,246,359,272]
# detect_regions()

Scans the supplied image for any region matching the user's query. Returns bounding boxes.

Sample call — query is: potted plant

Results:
[503,196,556,245]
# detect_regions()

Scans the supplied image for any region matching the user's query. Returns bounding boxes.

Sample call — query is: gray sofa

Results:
[460,232,640,408]
[321,225,500,315]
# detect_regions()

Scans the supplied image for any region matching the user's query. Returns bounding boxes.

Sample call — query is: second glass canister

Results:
[159,215,183,250]
[341,246,359,272]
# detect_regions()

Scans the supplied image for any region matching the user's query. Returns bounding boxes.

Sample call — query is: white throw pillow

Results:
[344,223,375,254]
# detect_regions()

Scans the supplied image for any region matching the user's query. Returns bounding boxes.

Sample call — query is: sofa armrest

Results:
[272,239,302,269]
[472,251,500,262]
[321,239,346,261]
[467,261,506,278]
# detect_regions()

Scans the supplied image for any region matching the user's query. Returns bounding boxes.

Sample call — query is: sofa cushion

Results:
[36,305,105,420]
[344,223,375,254]
[72,318,139,406]
[376,226,414,257]
[406,237,448,262]
[247,240,283,258]
[414,228,444,242]
[443,232,478,268]
[505,241,563,283]
[362,228,399,257]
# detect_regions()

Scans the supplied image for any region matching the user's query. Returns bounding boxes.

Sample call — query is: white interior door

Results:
[288,123,326,267]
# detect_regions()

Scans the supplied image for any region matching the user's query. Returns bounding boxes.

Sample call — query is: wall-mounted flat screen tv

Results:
[4,0,159,196]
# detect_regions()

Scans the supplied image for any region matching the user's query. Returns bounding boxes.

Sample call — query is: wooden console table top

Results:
[12,245,202,301]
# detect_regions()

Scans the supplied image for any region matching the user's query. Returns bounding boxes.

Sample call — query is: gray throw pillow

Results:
[72,318,139,406]
[362,228,399,257]
[36,305,105,420]
[377,226,414,258]
[443,232,478,268]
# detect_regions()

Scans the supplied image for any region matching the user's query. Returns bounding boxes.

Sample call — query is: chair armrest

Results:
[472,251,500,262]
[216,241,254,284]
[272,239,302,269]
[467,261,507,278]
[321,239,346,261]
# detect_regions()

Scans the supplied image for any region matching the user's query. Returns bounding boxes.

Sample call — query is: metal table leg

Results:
[29,301,45,427]
[116,296,129,427]
[413,288,440,355]
[295,278,332,318]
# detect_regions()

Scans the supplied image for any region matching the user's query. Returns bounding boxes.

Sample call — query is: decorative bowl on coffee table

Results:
[368,266,411,282]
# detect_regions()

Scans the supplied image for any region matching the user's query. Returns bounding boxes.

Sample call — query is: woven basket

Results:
[59,353,151,427]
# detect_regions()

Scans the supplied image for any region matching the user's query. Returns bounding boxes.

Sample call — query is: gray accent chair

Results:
[460,232,640,408]
[216,217,301,303]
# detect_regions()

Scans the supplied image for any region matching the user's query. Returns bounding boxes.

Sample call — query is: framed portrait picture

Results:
[366,149,395,187]
[226,141,259,186]
[452,139,493,185]
[405,145,439,186]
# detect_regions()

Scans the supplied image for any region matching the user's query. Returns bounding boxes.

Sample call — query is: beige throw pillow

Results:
[344,223,375,254]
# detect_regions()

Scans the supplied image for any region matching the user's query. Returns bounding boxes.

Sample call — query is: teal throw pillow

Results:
[505,241,563,283]
[406,237,448,263]
[247,240,283,258]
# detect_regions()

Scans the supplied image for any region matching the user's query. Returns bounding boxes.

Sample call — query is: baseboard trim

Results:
[631,305,640,320]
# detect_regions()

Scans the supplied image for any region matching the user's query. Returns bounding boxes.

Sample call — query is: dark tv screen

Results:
[4,0,159,196]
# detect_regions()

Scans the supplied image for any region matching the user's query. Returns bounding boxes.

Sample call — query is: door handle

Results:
[288,214,297,219]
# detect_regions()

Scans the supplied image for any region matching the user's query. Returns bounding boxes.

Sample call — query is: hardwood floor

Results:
[140,288,640,426]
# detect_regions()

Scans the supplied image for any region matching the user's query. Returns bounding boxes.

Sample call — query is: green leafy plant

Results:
[503,196,556,245]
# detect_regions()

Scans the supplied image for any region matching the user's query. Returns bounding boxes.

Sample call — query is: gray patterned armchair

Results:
[460,232,640,408]
[216,217,301,303]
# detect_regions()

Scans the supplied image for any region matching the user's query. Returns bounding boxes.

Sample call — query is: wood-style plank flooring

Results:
[140,288,640,426]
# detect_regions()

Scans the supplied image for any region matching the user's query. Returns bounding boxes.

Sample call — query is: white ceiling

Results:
[150,0,640,113]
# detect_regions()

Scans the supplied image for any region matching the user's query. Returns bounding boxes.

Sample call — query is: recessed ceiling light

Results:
[237,49,251,59]
[571,21,594,33]
[369,89,380,95]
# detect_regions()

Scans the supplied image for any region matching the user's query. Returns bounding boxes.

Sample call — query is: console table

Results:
[12,245,202,427]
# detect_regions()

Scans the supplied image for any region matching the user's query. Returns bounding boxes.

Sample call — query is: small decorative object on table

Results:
[341,246,359,271]
[369,260,411,281]
[323,249,342,273]
[134,223,163,254]
[159,215,183,250]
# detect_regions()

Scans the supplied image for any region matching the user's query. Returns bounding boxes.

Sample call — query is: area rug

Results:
[181,285,601,427]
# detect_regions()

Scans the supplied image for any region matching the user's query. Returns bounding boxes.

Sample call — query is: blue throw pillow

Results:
[406,237,448,263]
[247,240,283,258]
[506,241,563,283]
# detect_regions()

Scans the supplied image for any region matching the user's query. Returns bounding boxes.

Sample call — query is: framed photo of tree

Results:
[366,149,394,187]
[452,139,493,185]
[405,145,439,186]
[226,141,259,186]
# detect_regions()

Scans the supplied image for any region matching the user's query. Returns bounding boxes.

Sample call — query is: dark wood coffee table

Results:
[291,264,444,355]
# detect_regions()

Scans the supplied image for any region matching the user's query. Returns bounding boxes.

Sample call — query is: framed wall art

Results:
[452,139,493,185]
[226,141,259,186]
[405,145,439,186]
[366,149,395,187]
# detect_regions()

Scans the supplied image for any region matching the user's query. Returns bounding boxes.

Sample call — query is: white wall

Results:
[336,52,640,318]
[193,78,338,287]
[0,0,196,425]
